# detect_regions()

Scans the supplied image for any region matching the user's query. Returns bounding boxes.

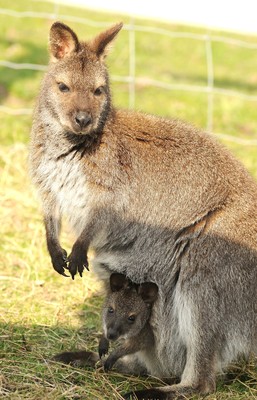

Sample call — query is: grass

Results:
[0,0,257,399]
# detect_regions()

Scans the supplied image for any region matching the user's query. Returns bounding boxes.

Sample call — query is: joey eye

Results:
[58,82,70,93]
[108,307,114,314]
[128,315,136,323]
[94,86,105,96]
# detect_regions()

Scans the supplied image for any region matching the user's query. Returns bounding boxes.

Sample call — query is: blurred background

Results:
[0,1,257,399]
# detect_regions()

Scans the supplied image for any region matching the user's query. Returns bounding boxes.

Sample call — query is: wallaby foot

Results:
[123,381,215,400]
[52,350,99,368]
[123,388,167,400]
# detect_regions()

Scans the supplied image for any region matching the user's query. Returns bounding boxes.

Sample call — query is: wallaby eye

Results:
[128,315,136,323]
[94,86,105,96]
[58,82,70,93]
[108,307,114,314]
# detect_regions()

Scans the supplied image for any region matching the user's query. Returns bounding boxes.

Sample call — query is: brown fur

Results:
[30,22,257,400]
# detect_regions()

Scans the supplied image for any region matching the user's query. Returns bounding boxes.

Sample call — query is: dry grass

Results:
[0,142,256,399]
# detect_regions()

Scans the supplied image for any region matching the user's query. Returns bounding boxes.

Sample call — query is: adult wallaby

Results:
[54,273,159,375]
[30,21,257,399]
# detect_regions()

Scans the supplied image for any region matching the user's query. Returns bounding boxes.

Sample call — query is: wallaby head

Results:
[102,273,158,342]
[43,21,122,137]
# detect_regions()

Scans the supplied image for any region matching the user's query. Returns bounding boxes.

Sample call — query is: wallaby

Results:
[30,22,257,399]
[99,273,158,373]
[54,273,159,375]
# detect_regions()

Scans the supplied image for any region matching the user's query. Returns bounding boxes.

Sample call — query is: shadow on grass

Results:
[0,321,256,400]
[0,321,167,400]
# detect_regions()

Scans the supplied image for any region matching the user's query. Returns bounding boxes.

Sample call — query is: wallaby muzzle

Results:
[74,111,92,131]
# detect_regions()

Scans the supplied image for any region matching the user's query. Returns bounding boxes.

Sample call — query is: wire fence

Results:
[1,2,257,145]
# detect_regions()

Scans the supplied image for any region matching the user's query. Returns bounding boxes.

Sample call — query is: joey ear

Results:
[90,22,123,60]
[110,273,130,292]
[138,282,158,305]
[49,22,80,62]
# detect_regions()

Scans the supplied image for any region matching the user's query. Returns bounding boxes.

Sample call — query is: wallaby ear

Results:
[90,22,123,60]
[49,22,80,62]
[110,273,130,292]
[138,282,158,305]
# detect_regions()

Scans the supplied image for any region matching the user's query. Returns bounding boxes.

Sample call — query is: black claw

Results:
[99,349,107,358]
[54,266,69,277]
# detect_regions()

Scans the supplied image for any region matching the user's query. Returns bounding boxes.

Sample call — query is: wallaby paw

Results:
[103,355,116,372]
[98,336,109,358]
[51,248,69,277]
[68,246,88,279]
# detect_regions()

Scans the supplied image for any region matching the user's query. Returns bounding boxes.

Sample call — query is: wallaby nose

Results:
[107,329,119,341]
[75,111,92,130]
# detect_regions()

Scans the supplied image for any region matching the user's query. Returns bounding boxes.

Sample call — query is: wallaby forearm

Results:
[68,208,105,278]
[98,334,109,358]
[104,343,141,372]
[43,211,70,277]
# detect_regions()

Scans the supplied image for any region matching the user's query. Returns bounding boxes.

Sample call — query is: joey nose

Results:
[75,112,92,130]
[107,329,119,341]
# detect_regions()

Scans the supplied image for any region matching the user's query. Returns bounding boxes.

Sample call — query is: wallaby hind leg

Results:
[123,333,216,399]
[123,367,216,399]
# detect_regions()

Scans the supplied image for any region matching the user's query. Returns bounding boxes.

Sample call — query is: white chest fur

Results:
[37,152,90,234]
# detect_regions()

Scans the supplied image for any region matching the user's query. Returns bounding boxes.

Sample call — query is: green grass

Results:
[0,0,257,399]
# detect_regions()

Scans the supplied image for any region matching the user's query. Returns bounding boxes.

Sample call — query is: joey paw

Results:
[98,336,109,358]
[103,359,112,372]
[103,356,116,372]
